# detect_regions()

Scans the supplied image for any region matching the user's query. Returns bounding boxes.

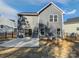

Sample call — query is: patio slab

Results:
[0,38,39,47]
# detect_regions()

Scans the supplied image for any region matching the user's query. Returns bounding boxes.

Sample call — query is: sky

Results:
[0,0,79,21]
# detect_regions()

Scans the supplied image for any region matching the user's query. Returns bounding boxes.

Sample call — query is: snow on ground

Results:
[0,37,39,47]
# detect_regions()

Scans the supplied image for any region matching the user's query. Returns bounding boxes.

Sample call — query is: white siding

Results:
[0,17,16,28]
[23,16,38,30]
[39,4,62,28]
[64,23,79,34]
[39,4,63,37]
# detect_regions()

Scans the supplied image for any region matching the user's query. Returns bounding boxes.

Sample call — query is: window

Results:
[50,15,53,21]
[29,29,32,36]
[57,28,60,35]
[1,25,3,28]
[39,23,45,35]
[25,29,32,37]
[54,15,57,22]
[50,14,58,22]
[77,27,79,31]
[40,28,45,35]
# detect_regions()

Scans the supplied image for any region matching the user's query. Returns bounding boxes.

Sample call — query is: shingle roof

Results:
[64,17,79,24]
[18,12,39,16]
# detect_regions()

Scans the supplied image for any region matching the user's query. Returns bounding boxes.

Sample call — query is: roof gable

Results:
[18,2,64,16]
[38,2,64,14]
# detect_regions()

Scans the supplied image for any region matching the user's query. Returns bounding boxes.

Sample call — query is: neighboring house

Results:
[64,17,79,34]
[0,16,17,33]
[17,2,64,38]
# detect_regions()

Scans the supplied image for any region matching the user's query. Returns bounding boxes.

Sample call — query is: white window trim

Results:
[50,14,58,22]
[50,15,53,22]
[53,14,58,22]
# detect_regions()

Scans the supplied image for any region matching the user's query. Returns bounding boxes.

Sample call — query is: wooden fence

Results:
[0,32,17,41]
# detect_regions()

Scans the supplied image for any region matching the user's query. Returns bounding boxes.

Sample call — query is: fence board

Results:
[0,32,17,41]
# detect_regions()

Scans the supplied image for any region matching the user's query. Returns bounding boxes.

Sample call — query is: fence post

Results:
[5,32,7,39]
[12,32,13,38]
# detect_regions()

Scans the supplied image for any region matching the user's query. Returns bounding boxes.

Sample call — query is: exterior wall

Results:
[64,23,79,34]
[39,4,63,37]
[23,16,38,30]
[0,25,14,33]
[17,15,39,38]
[0,17,16,28]
[17,4,63,38]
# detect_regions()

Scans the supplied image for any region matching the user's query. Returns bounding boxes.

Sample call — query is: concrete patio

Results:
[0,38,39,47]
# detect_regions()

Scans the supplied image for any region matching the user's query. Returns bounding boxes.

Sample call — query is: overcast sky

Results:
[0,0,79,21]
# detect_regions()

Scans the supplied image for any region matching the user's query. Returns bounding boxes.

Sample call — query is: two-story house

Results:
[17,2,64,39]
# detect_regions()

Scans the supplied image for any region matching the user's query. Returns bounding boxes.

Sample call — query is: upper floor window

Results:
[54,15,58,22]
[50,15,53,21]
[50,14,58,22]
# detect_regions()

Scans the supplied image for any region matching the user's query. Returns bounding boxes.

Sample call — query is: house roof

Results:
[18,12,39,16]
[0,17,17,28]
[64,17,79,24]
[18,2,64,16]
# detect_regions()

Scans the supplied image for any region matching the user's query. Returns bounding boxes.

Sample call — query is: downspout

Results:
[61,13,64,39]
